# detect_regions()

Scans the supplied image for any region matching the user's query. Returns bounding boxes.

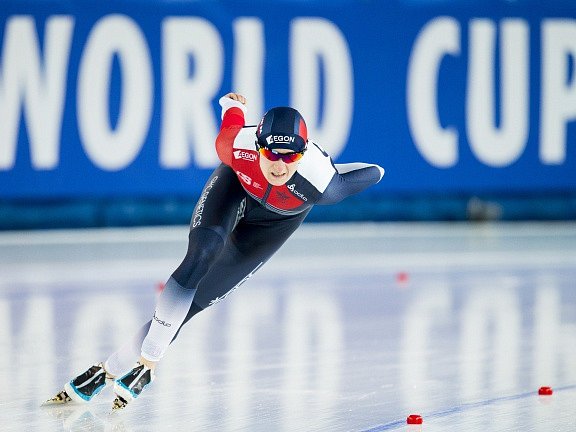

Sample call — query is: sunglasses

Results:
[257,146,306,163]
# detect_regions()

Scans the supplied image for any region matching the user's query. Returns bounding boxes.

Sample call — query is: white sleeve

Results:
[219,96,248,119]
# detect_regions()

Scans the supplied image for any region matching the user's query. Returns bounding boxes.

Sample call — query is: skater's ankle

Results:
[102,362,116,380]
[138,356,157,371]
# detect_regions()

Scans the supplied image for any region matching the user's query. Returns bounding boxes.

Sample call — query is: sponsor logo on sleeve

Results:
[236,171,252,186]
[233,150,257,162]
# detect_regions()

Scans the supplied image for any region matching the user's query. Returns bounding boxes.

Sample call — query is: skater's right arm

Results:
[215,93,248,166]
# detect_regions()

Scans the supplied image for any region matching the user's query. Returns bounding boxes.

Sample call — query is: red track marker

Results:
[407,414,423,424]
[396,272,409,284]
[156,282,165,293]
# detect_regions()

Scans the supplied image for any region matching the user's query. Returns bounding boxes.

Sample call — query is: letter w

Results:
[0,16,73,170]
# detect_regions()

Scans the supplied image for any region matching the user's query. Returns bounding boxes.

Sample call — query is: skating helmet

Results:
[256,107,308,153]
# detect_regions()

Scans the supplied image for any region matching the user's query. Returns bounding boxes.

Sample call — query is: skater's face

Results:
[258,147,302,186]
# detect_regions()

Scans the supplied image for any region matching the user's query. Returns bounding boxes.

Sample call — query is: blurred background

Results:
[2,0,575,229]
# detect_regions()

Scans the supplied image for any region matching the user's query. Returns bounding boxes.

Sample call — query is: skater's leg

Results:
[109,166,247,409]
[109,205,308,410]
[140,229,224,363]
[103,226,226,376]
[139,165,245,364]
[104,321,151,377]
[170,204,311,341]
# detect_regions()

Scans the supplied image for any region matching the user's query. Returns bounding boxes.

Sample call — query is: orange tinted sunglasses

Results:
[258,147,306,163]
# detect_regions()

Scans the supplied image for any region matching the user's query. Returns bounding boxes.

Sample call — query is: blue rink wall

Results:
[1,0,576,228]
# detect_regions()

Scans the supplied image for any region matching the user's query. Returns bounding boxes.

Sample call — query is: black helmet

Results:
[256,107,308,153]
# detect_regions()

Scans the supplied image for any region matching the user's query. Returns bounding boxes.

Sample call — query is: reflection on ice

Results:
[1,224,576,431]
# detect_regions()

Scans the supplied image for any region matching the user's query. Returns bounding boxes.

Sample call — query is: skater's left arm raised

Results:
[215,93,248,166]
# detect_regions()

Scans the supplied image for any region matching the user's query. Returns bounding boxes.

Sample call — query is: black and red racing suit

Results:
[164,96,385,339]
[215,96,385,216]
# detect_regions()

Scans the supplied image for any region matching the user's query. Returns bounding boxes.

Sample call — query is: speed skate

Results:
[43,363,111,406]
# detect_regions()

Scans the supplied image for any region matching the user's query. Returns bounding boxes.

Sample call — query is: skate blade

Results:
[42,390,72,406]
[111,396,128,412]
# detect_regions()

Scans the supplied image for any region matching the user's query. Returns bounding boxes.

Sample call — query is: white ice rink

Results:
[0,222,575,431]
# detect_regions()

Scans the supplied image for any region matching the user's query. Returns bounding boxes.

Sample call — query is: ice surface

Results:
[0,222,575,431]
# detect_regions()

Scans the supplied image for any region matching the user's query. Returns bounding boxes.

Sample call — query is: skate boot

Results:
[44,363,112,405]
[112,363,155,411]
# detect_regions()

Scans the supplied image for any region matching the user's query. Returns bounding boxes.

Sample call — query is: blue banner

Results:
[1,0,575,198]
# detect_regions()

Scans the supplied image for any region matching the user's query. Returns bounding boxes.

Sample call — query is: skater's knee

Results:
[188,226,225,260]
[172,227,225,288]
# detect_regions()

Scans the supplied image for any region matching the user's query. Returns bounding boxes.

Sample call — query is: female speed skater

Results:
[45,92,385,411]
